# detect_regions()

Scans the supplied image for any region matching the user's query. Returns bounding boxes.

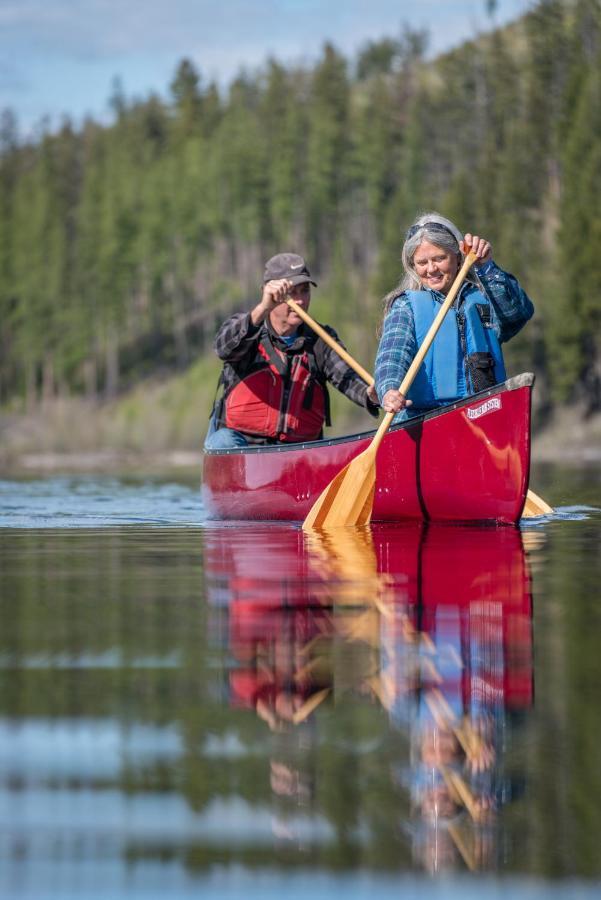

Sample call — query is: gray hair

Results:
[381,211,477,317]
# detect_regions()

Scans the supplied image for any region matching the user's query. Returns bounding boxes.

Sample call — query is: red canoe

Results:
[202,373,533,525]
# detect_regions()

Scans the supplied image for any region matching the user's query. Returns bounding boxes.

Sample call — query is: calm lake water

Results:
[0,465,600,900]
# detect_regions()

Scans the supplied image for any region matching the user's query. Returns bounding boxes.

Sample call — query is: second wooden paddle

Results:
[522,488,553,517]
[285,297,372,383]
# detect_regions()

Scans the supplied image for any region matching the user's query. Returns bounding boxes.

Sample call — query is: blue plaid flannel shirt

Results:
[374,260,534,406]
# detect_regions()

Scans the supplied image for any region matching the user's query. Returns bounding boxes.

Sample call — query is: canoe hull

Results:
[202,373,533,525]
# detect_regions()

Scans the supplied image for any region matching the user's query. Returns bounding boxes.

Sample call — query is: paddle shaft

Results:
[286,298,373,384]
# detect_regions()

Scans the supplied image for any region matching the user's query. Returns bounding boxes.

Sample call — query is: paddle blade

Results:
[302,448,377,531]
[522,488,553,518]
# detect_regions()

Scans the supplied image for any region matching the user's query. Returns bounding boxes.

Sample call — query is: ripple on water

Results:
[0,477,206,528]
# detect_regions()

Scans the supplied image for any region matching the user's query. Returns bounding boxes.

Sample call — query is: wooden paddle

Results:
[522,488,553,517]
[291,687,330,725]
[302,252,478,530]
[286,297,373,383]
[287,292,552,522]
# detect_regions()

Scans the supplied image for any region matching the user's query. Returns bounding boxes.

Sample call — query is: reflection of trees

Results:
[0,527,406,869]
[0,528,210,719]
[515,521,601,877]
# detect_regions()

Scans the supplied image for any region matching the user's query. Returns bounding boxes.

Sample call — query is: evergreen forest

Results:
[1,0,600,431]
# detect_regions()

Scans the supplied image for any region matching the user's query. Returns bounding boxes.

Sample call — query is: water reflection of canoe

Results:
[204,521,533,725]
[202,373,533,525]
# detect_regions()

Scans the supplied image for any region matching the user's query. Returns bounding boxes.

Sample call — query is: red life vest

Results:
[221,334,328,442]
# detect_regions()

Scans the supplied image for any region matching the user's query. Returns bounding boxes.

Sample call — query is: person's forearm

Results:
[214,312,261,361]
[374,305,416,400]
[338,372,379,412]
[476,263,534,342]
[250,299,271,327]
[320,341,378,415]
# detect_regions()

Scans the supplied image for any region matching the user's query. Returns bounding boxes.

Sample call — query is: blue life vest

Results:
[403,285,507,408]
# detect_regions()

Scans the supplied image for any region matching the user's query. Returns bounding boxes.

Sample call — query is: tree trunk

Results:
[25,361,37,412]
[171,286,189,368]
[42,356,55,407]
[83,357,98,402]
[104,335,119,399]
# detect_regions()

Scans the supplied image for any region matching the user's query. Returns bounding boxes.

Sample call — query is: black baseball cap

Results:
[263,253,317,287]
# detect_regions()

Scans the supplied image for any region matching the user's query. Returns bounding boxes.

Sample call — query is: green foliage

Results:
[356,38,402,80]
[0,0,600,414]
[554,39,601,405]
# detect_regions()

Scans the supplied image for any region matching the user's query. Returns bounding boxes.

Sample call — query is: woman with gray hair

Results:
[374,212,534,421]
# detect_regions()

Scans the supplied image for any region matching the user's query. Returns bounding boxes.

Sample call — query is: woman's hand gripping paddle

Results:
[302,251,479,531]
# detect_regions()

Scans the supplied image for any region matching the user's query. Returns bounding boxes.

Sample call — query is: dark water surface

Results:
[0,467,600,899]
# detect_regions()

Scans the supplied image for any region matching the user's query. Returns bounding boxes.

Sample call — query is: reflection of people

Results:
[414,706,496,814]
[408,692,498,872]
[227,600,332,733]
[374,212,534,421]
[205,252,379,449]
[203,522,533,871]
[269,743,319,848]
[375,524,533,873]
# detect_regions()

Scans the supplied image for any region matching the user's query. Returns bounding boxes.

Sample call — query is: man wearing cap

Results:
[204,252,379,449]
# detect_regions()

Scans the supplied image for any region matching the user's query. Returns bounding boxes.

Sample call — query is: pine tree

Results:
[305,44,351,263]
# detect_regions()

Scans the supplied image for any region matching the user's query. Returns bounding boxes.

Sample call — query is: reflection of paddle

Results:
[440,766,481,822]
[289,290,551,521]
[426,689,485,762]
[302,252,478,530]
[292,687,330,724]
[448,821,477,871]
[304,525,387,609]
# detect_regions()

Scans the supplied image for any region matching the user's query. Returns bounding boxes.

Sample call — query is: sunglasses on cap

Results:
[406,222,458,242]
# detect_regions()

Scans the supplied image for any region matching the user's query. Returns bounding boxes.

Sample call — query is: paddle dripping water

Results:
[302,251,479,531]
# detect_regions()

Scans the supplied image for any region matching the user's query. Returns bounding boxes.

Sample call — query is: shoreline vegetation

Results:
[1,0,599,473]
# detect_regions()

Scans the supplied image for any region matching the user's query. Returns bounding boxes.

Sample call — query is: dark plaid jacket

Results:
[213,311,379,444]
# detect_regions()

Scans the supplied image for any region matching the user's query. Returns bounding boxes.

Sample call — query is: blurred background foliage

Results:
[0,0,599,442]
